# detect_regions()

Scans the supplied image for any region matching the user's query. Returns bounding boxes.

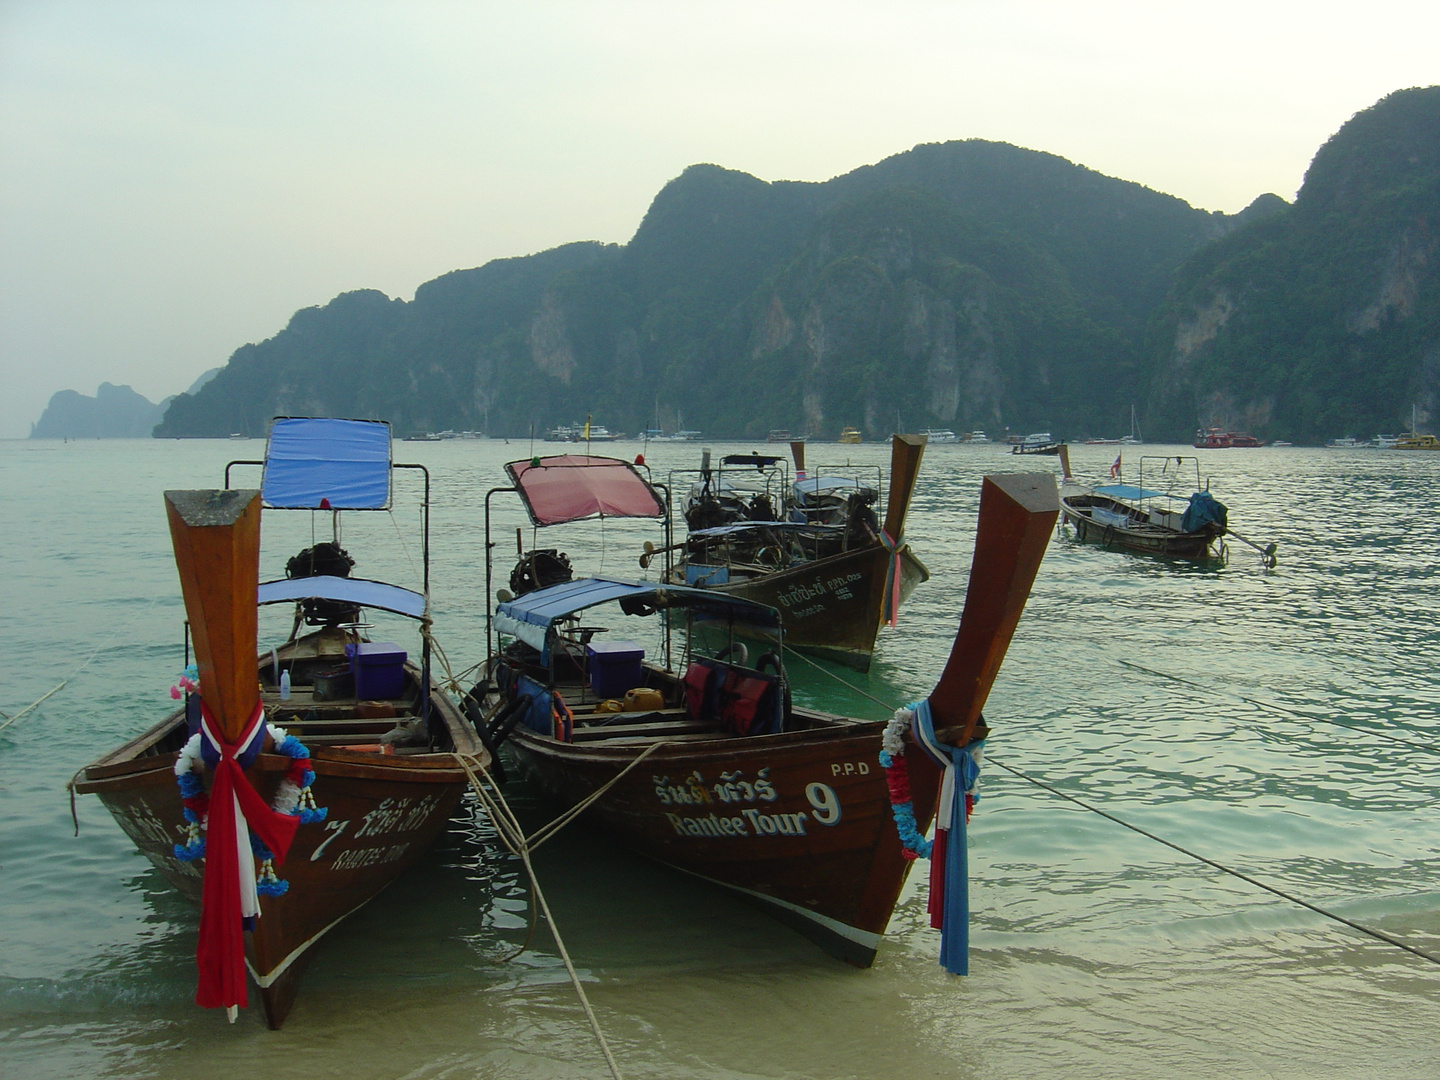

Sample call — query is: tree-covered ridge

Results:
[1148,87,1440,441]
[156,91,1440,444]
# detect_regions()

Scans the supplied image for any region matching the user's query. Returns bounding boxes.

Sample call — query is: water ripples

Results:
[3,439,1439,1076]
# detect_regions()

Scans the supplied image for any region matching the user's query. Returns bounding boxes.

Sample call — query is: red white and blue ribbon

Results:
[192,701,299,1015]
[879,529,904,627]
[880,700,984,976]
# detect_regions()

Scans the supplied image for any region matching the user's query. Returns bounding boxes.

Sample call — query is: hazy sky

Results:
[2,1,1436,438]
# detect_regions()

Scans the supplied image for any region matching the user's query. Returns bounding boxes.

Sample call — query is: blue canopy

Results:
[1093,483,1177,502]
[262,417,393,510]
[495,576,780,661]
[258,575,427,619]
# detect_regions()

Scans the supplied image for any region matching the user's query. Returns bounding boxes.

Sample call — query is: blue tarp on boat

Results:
[261,417,393,510]
[494,576,780,662]
[1181,490,1228,532]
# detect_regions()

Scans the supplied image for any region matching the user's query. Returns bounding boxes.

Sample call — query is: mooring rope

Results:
[1118,659,1440,755]
[779,645,1440,968]
[986,755,1440,968]
[524,740,670,851]
[453,752,626,1080]
[3,589,167,736]
[779,642,898,713]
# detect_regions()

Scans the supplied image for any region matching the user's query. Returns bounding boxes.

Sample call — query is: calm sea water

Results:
[2,436,1439,1079]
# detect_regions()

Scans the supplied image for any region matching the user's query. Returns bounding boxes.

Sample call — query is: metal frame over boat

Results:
[73,418,487,1028]
[473,472,1058,967]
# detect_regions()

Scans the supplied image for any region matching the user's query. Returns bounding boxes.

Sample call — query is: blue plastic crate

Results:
[346,641,407,700]
[586,640,644,699]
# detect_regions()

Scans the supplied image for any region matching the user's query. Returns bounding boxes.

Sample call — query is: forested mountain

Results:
[156,87,1440,443]
[1147,86,1440,441]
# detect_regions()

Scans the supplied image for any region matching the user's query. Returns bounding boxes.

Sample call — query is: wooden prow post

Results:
[927,473,1058,747]
[882,434,926,540]
[165,489,262,745]
[1058,443,1072,482]
[789,440,806,475]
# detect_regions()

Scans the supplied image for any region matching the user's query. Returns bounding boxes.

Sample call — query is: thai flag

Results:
[1110,454,1121,479]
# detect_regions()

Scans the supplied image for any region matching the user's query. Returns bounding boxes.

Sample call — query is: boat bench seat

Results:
[599,732,723,744]
[1090,507,1132,528]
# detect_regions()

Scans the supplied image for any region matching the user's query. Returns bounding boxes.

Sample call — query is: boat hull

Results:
[506,718,941,964]
[682,541,929,672]
[74,657,481,1028]
[1061,492,1222,559]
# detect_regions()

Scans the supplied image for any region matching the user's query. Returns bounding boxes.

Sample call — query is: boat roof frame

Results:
[483,454,675,670]
[493,575,783,666]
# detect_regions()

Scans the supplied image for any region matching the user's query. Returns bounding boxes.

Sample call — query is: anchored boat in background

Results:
[1057,446,1274,565]
[470,472,1058,969]
[73,418,486,1028]
[668,436,930,671]
[1194,428,1265,448]
[1010,432,1063,455]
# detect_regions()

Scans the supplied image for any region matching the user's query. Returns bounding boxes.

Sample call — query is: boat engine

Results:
[285,542,360,626]
[510,549,574,597]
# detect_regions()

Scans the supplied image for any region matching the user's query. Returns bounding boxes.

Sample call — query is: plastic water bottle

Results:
[280,669,291,700]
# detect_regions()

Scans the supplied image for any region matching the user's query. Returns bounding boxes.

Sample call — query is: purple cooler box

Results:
[345,641,407,700]
[586,640,644,699]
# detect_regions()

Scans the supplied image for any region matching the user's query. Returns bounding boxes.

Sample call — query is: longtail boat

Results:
[471,471,1057,967]
[73,418,486,1028]
[661,436,930,671]
[1057,446,1241,562]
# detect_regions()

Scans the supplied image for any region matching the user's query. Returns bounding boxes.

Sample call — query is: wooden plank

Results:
[164,489,262,744]
[571,718,717,741]
[927,473,1058,746]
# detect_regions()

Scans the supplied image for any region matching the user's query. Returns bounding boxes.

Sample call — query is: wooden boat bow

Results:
[928,473,1059,747]
[164,489,262,743]
[882,434,926,541]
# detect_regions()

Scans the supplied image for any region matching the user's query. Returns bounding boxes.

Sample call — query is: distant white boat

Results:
[918,428,958,444]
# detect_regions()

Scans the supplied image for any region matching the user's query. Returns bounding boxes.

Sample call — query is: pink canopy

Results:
[505,455,667,526]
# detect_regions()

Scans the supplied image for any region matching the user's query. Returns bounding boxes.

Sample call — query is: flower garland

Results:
[172,715,327,895]
[169,663,199,701]
[879,707,932,859]
[880,705,982,860]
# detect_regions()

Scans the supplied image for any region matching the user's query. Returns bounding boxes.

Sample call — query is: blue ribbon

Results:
[911,699,983,976]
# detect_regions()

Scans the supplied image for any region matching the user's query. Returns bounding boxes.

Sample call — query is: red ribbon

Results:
[194,701,299,1012]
